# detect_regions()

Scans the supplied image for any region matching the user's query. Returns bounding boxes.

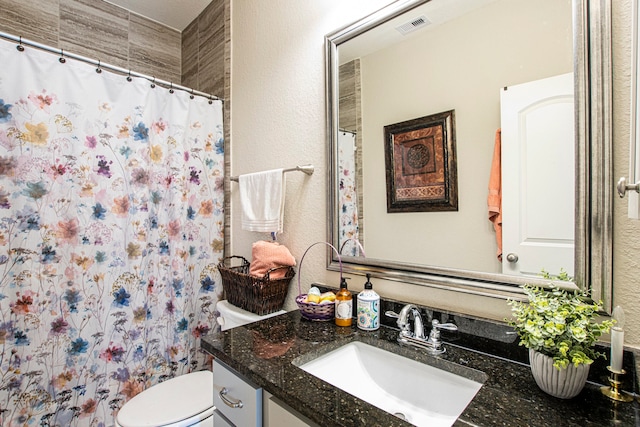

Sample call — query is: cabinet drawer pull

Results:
[219,387,244,408]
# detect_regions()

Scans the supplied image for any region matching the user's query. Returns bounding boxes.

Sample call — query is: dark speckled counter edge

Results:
[202,300,640,427]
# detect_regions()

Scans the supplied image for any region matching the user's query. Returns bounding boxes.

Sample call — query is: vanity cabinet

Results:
[263,391,319,427]
[212,360,317,427]
[213,359,262,427]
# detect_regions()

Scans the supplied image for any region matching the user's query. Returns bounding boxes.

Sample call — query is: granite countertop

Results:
[201,303,639,427]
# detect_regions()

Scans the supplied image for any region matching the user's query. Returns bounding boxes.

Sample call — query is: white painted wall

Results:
[231,0,640,348]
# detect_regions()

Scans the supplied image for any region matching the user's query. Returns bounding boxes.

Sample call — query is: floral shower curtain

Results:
[0,39,224,426]
[338,130,360,255]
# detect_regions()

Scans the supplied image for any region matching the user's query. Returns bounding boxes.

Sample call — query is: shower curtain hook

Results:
[190,89,194,99]
[96,60,102,74]
[59,49,66,64]
[169,83,174,94]
[150,77,156,89]
[208,96,213,105]
[16,36,24,52]
[126,70,132,82]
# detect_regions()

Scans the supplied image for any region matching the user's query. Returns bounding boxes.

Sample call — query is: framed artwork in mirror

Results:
[384,110,458,213]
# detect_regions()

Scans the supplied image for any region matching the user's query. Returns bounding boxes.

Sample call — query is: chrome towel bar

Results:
[229,164,314,182]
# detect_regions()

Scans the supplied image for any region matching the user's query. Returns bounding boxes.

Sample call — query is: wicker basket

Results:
[217,256,294,316]
[296,294,335,321]
[296,242,343,322]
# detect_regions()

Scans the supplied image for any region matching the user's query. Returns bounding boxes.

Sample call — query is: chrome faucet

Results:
[395,304,425,339]
[386,305,457,354]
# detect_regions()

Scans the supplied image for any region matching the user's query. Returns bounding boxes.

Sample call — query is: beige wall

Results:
[612,1,639,348]
[231,0,640,348]
[230,0,393,309]
[360,0,572,273]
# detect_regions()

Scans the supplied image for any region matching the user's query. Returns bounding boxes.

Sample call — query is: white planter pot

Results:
[529,349,590,399]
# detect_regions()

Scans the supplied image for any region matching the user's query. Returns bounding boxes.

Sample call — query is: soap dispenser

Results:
[357,274,380,331]
[335,277,353,327]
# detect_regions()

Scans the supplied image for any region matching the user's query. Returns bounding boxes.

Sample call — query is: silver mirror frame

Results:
[325,0,612,312]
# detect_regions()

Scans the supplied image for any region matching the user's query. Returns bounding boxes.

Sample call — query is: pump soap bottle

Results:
[335,277,353,327]
[357,274,380,331]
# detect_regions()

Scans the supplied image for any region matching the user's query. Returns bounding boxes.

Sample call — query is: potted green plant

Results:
[508,272,614,399]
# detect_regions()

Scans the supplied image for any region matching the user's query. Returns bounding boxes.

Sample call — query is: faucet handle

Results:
[431,319,457,331]
[385,310,409,333]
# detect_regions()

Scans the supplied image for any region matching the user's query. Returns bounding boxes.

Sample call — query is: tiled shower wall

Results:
[0,0,232,256]
[181,0,232,257]
[0,0,182,83]
[182,0,227,98]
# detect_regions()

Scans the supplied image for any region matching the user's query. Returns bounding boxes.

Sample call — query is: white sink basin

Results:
[297,341,484,427]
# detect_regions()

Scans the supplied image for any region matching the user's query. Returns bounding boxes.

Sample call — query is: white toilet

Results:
[114,300,286,427]
[115,370,215,427]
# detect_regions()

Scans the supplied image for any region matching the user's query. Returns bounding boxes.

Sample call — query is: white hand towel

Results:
[239,169,285,233]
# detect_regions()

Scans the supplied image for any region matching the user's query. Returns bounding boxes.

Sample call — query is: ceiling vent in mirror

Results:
[395,15,431,36]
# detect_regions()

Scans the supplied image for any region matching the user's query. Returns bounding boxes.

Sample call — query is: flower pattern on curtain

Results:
[0,40,224,426]
[338,130,360,256]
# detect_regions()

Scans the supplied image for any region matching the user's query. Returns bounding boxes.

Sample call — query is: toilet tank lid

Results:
[217,299,285,322]
[116,370,213,427]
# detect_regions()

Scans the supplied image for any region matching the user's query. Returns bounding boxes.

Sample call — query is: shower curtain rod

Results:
[0,31,223,103]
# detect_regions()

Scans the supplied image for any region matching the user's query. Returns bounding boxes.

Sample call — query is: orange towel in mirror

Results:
[488,129,502,261]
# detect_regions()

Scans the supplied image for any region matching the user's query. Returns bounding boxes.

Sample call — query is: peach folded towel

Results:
[250,240,296,279]
[487,129,502,261]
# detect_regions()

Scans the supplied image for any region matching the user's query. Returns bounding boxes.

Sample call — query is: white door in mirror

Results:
[500,73,575,278]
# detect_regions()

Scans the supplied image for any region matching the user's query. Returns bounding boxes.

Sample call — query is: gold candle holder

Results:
[600,366,633,402]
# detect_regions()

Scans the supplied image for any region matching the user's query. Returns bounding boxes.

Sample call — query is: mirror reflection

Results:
[336,0,574,278]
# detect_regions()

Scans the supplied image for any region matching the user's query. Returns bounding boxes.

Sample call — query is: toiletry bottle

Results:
[357,274,380,331]
[335,277,353,327]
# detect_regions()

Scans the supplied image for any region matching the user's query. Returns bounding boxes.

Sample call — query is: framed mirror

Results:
[326,0,612,312]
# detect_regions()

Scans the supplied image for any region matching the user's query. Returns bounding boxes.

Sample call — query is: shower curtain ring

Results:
[150,77,156,89]
[16,36,24,52]
[169,83,174,94]
[190,89,194,100]
[126,71,132,82]
[59,49,66,63]
[208,96,213,105]
[96,60,102,73]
